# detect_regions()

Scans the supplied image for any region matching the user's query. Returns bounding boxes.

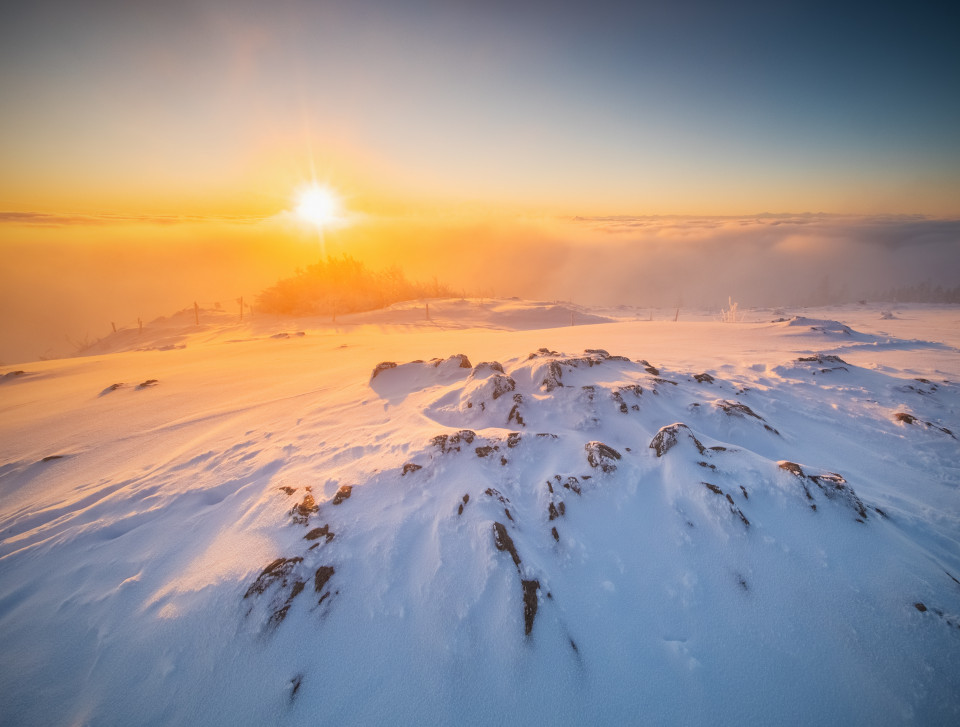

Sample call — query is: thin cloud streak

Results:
[0,211,266,227]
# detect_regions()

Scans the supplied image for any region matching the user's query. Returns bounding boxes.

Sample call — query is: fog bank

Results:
[1,213,958,364]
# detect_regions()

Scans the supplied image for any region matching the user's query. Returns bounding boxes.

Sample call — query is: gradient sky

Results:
[2,0,959,217]
[3,0,960,364]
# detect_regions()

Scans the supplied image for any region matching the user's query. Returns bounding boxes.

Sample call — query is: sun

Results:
[295,185,342,228]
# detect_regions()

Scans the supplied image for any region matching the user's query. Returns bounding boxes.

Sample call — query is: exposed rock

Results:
[694,373,715,384]
[611,391,628,414]
[279,486,296,496]
[332,486,352,505]
[701,482,750,527]
[485,488,509,504]
[506,432,522,448]
[541,361,564,392]
[245,557,303,599]
[304,525,334,543]
[716,400,764,420]
[268,577,306,626]
[528,347,559,359]
[797,354,849,372]
[490,375,516,400]
[292,494,319,524]
[371,362,397,379]
[649,423,706,456]
[401,463,422,476]
[475,445,496,458]
[138,379,159,388]
[492,522,521,569]
[892,412,956,437]
[521,579,540,635]
[779,462,815,505]
[778,461,805,477]
[457,494,470,516]
[585,441,622,472]
[314,566,335,593]
[798,354,848,365]
[432,430,477,454]
[472,361,505,375]
[507,394,526,427]
[779,461,867,518]
[448,354,473,368]
[810,472,868,519]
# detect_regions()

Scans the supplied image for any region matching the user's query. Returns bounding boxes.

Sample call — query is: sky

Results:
[1,0,959,362]
[3,0,959,216]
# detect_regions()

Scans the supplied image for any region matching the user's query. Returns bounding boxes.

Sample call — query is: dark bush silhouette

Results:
[256,255,455,316]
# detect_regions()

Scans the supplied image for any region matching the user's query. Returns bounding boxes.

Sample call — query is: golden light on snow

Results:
[295,185,342,229]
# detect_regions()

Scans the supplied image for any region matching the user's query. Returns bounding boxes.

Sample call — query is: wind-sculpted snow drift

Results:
[2,306,959,726]
[234,347,959,723]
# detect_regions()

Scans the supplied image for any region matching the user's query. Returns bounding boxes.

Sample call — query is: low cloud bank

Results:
[1,212,957,364]
[342,213,960,310]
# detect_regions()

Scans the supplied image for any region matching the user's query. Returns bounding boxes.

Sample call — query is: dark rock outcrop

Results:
[649,423,706,456]
[521,580,540,636]
[245,557,304,599]
[492,522,521,568]
[585,441,621,472]
[371,362,397,379]
[291,494,319,524]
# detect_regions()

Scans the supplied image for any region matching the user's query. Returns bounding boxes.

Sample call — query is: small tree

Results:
[720,297,740,323]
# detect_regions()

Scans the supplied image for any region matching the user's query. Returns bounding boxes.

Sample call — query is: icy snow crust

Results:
[1,300,959,726]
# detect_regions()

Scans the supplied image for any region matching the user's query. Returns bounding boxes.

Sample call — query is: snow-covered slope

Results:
[1,301,959,726]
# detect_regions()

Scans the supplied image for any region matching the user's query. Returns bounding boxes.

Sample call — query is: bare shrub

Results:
[256,255,456,316]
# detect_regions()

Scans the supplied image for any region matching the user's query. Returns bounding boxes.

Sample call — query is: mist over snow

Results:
[1,300,959,725]
[406,213,960,311]
[1,213,958,365]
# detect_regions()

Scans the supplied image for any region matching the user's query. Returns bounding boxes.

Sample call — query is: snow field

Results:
[1,300,958,725]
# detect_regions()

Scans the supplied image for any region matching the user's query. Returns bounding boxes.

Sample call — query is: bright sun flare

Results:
[295,185,341,228]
